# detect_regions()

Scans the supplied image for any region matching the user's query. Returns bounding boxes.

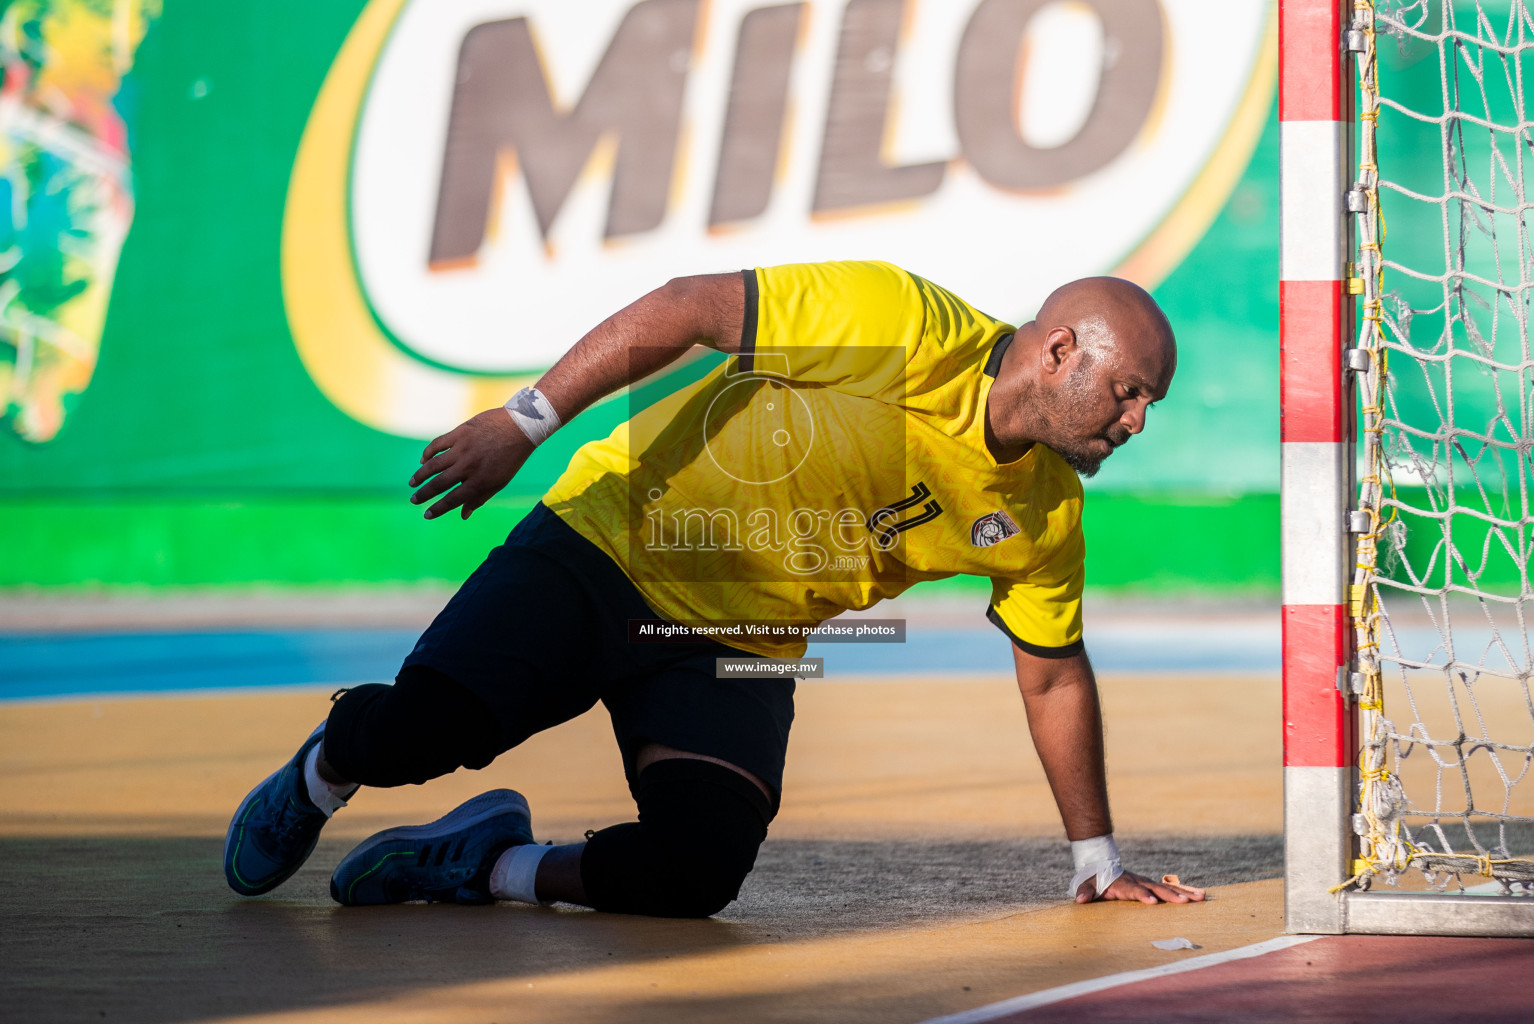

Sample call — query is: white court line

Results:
[917,934,1324,1024]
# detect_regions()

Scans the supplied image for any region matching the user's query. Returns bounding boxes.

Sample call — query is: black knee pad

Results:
[323,666,502,788]
[580,758,772,918]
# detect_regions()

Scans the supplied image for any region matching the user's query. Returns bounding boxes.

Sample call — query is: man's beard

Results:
[1049,438,1108,478]
[1024,360,1116,478]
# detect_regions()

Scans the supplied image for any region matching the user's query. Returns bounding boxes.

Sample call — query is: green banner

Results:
[2,0,1283,589]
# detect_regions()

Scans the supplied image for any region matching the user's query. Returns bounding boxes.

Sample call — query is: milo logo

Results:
[283,0,1273,437]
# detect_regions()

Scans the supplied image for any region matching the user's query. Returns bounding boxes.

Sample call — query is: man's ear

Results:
[1039,326,1077,376]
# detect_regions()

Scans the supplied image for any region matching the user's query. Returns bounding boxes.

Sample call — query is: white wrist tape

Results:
[1069,834,1124,899]
[505,387,562,447]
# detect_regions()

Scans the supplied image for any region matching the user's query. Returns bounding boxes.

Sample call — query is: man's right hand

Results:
[404,272,743,522]
[409,407,534,521]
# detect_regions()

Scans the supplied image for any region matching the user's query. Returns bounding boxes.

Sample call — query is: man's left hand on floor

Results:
[1079,871,1207,905]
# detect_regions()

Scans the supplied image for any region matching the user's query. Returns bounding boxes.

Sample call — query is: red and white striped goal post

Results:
[1279,0,1356,935]
[1278,0,1533,937]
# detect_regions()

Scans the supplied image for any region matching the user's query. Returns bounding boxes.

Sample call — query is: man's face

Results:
[1032,345,1173,477]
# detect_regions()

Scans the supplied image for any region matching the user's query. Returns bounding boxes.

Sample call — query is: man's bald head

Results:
[986,276,1177,477]
[1035,276,1176,369]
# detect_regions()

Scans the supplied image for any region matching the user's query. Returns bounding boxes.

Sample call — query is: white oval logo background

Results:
[349,0,1272,377]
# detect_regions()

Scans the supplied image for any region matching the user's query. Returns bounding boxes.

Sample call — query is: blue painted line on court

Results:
[0,631,420,701]
[810,627,1281,676]
[0,624,1283,702]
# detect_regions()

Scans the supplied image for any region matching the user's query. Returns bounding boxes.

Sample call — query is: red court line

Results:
[926,935,1534,1024]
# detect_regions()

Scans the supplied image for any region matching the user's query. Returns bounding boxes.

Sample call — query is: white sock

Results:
[302,743,356,818]
[490,843,553,905]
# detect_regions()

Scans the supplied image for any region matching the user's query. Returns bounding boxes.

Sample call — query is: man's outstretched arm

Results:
[407,273,745,520]
[1011,644,1203,905]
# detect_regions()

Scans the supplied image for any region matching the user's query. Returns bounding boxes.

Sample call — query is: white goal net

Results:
[1349,0,1534,896]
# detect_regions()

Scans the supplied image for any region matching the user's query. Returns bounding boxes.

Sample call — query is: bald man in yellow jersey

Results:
[224,261,1201,917]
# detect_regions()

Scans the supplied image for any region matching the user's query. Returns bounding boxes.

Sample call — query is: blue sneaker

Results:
[330,789,535,907]
[224,723,334,896]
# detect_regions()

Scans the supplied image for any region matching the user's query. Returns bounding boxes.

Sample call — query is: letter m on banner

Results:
[429,0,699,263]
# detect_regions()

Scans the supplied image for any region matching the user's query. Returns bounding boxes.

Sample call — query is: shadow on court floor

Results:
[0,833,1285,1024]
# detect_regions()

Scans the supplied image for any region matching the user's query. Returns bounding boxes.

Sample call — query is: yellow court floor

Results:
[1,674,1286,1024]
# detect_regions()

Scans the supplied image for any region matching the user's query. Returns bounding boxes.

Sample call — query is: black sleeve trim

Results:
[986,605,1085,659]
[983,332,1015,378]
[738,268,759,373]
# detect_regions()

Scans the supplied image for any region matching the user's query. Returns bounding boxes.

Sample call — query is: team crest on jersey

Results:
[970,510,1020,548]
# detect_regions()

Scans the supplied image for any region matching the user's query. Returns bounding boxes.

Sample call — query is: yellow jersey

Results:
[543,260,1085,659]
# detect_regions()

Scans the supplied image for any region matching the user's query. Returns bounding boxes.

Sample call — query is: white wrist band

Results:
[505,387,562,447]
[1069,834,1124,899]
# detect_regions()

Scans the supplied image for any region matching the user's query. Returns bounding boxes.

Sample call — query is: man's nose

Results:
[1121,405,1147,435]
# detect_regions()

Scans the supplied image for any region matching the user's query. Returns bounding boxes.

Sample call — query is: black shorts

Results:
[402,503,794,808]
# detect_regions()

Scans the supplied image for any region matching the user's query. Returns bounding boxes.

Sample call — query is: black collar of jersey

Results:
[983,333,1015,378]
